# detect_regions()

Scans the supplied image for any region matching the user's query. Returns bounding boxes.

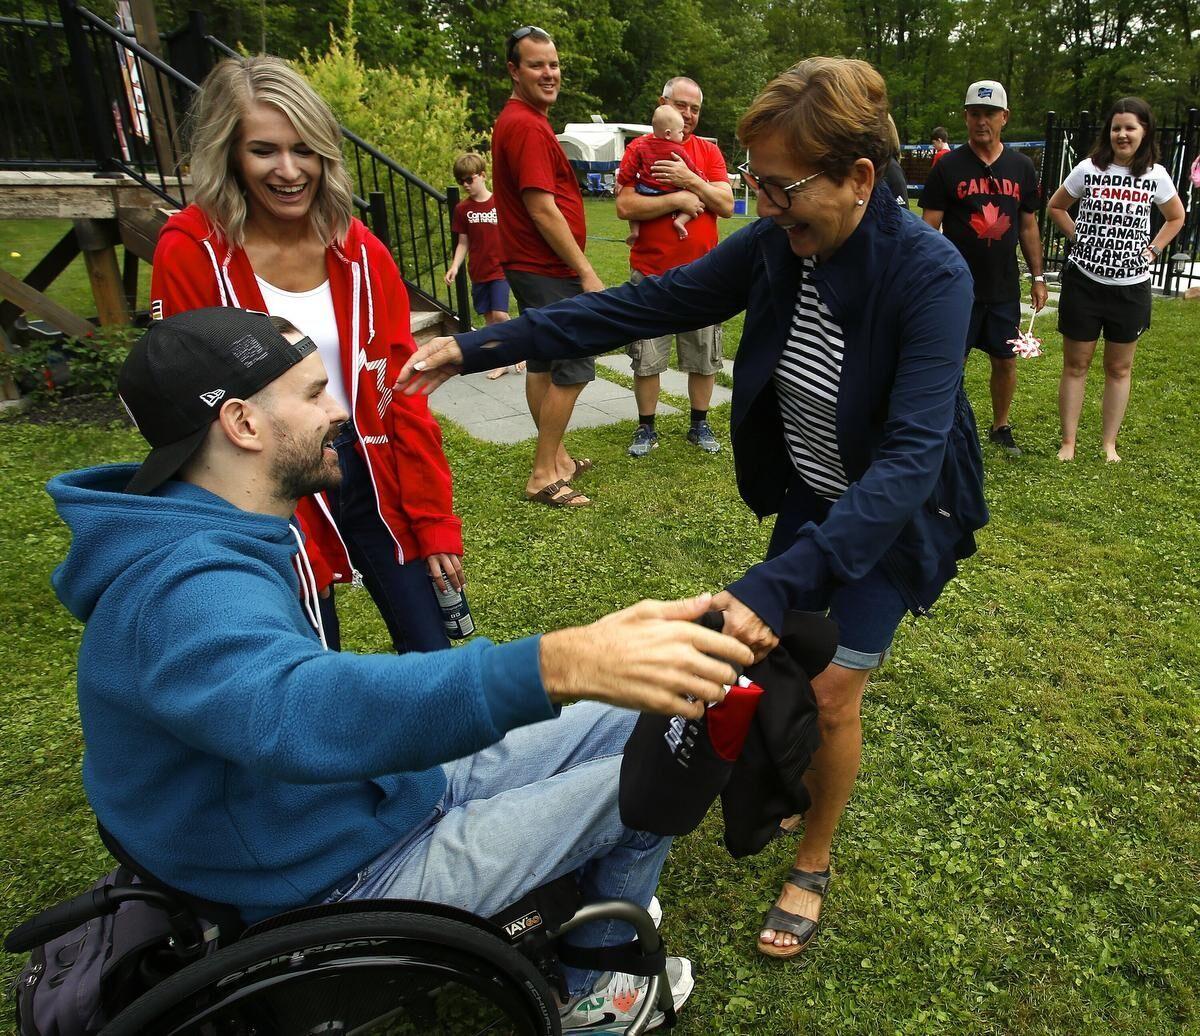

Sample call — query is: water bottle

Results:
[431,576,475,639]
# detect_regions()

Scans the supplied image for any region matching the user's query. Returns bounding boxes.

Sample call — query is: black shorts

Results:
[965,299,1021,359]
[503,268,596,386]
[1057,262,1151,344]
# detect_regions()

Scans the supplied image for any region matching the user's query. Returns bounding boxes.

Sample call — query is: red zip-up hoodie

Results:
[150,205,462,590]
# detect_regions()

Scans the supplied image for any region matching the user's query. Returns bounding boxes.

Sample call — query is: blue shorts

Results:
[966,299,1020,359]
[471,278,510,316]
[823,566,909,669]
[767,484,909,670]
[634,181,674,197]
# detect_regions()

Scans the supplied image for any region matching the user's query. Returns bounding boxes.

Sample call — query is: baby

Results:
[623,105,700,243]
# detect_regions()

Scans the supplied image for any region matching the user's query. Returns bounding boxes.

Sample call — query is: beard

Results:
[269,418,343,502]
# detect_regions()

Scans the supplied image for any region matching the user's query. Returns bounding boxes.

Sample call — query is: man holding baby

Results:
[616,77,734,459]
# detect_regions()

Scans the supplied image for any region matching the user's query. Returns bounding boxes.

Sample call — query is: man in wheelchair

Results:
[38,308,753,1032]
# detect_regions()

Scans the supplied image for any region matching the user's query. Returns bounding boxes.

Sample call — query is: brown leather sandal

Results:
[569,457,595,481]
[525,480,591,508]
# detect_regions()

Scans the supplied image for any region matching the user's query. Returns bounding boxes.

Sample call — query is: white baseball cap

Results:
[964,80,1008,110]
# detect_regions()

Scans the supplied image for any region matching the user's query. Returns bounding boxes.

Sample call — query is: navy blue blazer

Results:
[455,184,989,633]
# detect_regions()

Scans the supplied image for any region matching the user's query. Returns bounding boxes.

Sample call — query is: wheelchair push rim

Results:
[98,908,561,1036]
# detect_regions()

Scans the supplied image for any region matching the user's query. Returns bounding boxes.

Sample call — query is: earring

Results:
[856,198,865,206]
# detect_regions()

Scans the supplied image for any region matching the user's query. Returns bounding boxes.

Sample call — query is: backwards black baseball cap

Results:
[118,308,316,494]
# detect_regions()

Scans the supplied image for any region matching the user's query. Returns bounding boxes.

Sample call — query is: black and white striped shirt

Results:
[774,258,848,500]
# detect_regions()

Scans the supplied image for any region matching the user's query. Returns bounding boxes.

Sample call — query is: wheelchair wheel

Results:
[99,909,560,1036]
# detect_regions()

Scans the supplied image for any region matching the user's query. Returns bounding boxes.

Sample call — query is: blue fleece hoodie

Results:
[49,465,554,921]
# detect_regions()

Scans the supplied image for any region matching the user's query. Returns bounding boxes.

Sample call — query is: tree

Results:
[40,0,1196,154]
[295,4,472,188]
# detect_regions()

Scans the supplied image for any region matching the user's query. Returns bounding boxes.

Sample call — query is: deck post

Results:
[73,219,131,327]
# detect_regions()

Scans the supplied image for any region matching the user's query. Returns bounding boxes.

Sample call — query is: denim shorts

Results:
[470,278,510,316]
[823,565,909,669]
[768,484,909,670]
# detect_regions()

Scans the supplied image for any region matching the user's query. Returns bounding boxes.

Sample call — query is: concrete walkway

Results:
[429,354,734,443]
[425,283,1063,443]
[1021,286,1060,320]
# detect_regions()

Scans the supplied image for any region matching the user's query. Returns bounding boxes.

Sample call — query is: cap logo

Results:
[978,87,993,98]
[200,388,226,407]
[231,334,269,368]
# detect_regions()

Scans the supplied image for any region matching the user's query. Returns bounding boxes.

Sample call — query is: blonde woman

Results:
[151,56,463,652]
[403,57,988,958]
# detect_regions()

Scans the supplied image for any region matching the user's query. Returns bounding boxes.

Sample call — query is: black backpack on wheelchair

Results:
[7,828,674,1036]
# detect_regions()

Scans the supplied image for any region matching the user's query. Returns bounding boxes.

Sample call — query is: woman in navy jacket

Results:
[400,58,987,959]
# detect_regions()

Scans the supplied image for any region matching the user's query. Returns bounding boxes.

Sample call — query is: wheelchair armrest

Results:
[5,886,179,954]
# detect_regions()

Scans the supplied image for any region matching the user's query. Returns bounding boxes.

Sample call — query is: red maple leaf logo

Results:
[969,202,1011,244]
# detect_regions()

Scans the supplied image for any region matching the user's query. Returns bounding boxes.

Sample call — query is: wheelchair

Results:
[6,828,675,1036]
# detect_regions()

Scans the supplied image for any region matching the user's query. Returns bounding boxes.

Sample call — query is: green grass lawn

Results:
[2,204,1199,1034]
[1,220,154,322]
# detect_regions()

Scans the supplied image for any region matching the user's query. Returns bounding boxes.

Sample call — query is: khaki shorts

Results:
[625,269,724,378]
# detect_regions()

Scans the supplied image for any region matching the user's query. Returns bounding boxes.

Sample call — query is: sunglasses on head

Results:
[506,25,549,60]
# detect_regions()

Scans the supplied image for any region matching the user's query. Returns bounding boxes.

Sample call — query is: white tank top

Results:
[254,277,349,414]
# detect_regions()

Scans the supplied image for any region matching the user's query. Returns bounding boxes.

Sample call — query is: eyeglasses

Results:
[458,174,478,186]
[736,161,824,210]
[506,25,549,61]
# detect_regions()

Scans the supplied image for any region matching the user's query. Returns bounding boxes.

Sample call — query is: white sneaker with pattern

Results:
[560,956,693,1033]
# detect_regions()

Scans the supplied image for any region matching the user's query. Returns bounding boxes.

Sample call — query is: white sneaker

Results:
[647,895,662,929]
[560,956,693,1032]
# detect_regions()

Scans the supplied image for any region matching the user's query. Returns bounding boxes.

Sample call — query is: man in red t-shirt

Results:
[490,27,603,508]
[615,76,733,459]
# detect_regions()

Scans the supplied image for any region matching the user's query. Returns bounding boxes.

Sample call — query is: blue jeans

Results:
[332,702,670,996]
[328,425,449,654]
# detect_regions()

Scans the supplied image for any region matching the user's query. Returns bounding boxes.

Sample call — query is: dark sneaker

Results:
[560,956,694,1032]
[988,424,1021,456]
[628,425,659,458]
[686,420,721,454]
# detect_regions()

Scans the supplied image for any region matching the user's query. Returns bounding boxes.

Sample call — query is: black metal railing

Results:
[0,4,92,170]
[67,0,196,204]
[1039,108,1200,296]
[0,0,469,327]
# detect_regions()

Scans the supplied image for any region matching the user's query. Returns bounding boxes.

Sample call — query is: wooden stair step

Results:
[118,206,176,264]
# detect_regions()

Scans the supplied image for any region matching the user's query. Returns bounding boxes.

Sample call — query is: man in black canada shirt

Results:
[921,79,1048,456]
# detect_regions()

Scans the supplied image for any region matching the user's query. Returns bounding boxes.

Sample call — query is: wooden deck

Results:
[0,171,185,353]
[0,170,186,220]
[0,169,456,403]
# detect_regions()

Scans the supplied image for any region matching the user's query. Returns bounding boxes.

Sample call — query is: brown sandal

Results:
[569,458,595,481]
[525,480,591,508]
[757,867,831,959]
